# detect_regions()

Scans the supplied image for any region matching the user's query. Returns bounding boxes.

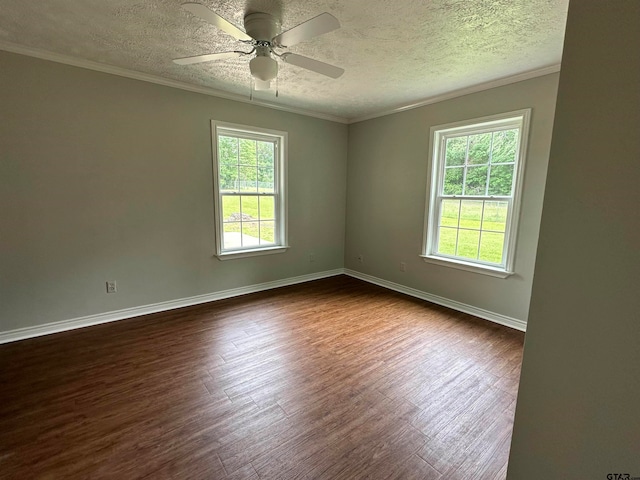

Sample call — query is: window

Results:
[422,110,531,277]
[212,121,288,259]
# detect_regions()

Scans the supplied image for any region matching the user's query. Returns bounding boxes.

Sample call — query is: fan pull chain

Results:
[276,75,279,97]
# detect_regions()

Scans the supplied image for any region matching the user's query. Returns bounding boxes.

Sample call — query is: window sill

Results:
[217,246,289,260]
[420,254,514,278]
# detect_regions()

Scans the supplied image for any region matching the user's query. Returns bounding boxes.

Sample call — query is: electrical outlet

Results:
[400,262,406,272]
[106,281,117,294]
[309,253,315,263]
[357,254,364,263]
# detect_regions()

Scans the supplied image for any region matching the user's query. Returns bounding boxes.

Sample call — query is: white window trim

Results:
[421,109,531,277]
[211,120,289,260]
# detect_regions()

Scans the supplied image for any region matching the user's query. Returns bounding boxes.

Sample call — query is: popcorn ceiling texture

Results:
[0,0,568,119]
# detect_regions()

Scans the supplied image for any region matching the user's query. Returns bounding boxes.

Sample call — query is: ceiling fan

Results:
[173,3,344,91]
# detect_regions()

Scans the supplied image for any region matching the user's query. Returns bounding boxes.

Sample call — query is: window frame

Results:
[421,109,531,278]
[211,120,288,260]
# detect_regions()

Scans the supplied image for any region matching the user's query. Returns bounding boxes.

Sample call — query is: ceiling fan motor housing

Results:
[243,12,280,41]
[245,13,279,82]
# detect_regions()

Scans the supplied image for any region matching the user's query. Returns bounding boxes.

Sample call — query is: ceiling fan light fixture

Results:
[249,54,278,82]
[254,79,271,91]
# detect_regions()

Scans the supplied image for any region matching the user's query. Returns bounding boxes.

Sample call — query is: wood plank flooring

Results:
[0,275,524,479]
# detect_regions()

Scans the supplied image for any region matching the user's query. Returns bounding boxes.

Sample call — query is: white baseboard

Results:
[0,269,344,344]
[344,269,527,332]
[0,267,525,344]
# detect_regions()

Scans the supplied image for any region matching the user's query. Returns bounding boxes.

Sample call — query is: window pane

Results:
[259,221,275,245]
[460,200,483,229]
[239,165,258,192]
[479,232,505,264]
[438,227,458,256]
[488,164,514,196]
[242,222,260,247]
[219,164,238,191]
[240,195,259,220]
[223,222,241,250]
[464,165,488,195]
[481,201,508,232]
[219,136,238,165]
[257,141,274,168]
[222,195,240,221]
[259,196,275,220]
[491,129,517,164]
[445,137,467,166]
[440,199,460,227]
[239,138,257,165]
[443,167,463,195]
[468,133,491,165]
[457,229,480,260]
[258,167,275,193]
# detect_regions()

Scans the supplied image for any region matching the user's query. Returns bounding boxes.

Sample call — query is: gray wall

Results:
[0,51,348,332]
[345,74,559,322]
[508,1,640,477]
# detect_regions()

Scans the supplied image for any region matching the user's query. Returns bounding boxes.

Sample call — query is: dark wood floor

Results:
[0,275,524,479]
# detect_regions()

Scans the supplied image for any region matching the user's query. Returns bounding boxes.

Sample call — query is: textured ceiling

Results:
[0,0,568,121]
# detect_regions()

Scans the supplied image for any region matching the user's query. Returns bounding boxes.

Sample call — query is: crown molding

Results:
[0,41,350,124]
[1,41,560,126]
[346,64,562,124]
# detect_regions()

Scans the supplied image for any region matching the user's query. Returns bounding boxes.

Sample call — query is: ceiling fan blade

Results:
[173,51,243,65]
[254,79,271,91]
[272,13,340,47]
[182,3,252,41]
[282,53,344,79]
